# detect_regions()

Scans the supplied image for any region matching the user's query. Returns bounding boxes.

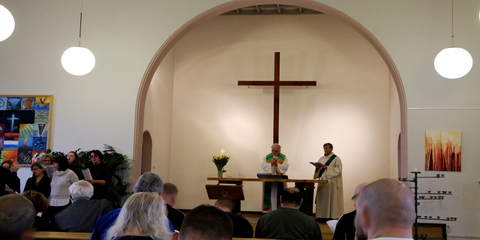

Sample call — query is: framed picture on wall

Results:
[0,95,53,166]
[425,131,461,172]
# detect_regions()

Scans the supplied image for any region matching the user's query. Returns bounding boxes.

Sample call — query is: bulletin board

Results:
[0,96,53,166]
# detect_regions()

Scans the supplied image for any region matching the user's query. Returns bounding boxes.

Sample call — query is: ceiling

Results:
[222,4,323,15]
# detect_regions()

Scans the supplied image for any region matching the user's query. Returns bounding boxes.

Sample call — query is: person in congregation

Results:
[215,197,253,238]
[312,142,343,221]
[67,151,85,179]
[1,160,21,194]
[39,154,56,178]
[0,161,21,196]
[24,162,51,198]
[261,143,289,211]
[255,187,322,240]
[44,156,79,229]
[333,182,368,240]
[40,154,54,165]
[90,172,175,240]
[105,192,172,240]
[161,183,185,231]
[354,178,415,240]
[55,180,113,232]
[86,150,111,199]
[173,205,233,240]
[22,190,50,231]
[0,194,37,240]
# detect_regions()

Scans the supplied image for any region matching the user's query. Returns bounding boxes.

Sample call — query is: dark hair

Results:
[54,156,69,171]
[1,160,13,167]
[68,151,82,168]
[30,162,46,171]
[281,188,303,206]
[22,190,49,213]
[89,150,103,161]
[163,183,178,195]
[323,143,333,148]
[215,197,235,212]
[179,205,233,240]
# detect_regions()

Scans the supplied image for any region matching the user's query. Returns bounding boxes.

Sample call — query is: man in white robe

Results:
[261,143,289,211]
[313,142,344,220]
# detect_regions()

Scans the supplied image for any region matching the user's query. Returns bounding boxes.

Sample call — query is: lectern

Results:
[205,180,245,213]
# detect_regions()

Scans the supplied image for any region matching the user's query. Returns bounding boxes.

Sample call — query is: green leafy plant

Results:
[46,144,131,208]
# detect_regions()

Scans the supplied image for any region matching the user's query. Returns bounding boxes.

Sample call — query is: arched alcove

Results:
[134,0,407,211]
[141,131,153,174]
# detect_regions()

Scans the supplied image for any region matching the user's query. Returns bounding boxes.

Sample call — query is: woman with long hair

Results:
[66,151,84,179]
[106,192,171,240]
[24,162,51,198]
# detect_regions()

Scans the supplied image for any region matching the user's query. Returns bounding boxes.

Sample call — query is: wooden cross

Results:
[238,52,316,144]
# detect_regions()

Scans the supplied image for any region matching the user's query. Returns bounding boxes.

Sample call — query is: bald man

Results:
[333,182,368,240]
[355,178,416,240]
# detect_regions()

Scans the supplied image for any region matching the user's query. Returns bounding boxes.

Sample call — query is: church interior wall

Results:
[2,0,480,238]
[146,14,394,213]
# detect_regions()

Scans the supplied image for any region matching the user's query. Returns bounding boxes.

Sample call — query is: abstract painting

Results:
[0,96,52,165]
[425,131,461,172]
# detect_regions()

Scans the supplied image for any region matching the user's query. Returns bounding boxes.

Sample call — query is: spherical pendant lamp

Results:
[434,0,473,79]
[62,2,95,76]
[434,47,473,79]
[0,5,15,42]
[61,46,96,76]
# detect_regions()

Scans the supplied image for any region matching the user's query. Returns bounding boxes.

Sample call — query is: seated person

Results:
[106,192,172,240]
[90,173,174,240]
[161,183,185,231]
[215,197,253,238]
[174,205,233,240]
[333,182,368,240]
[22,190,50,231]
[255,187,322,240]
[55,180,112,232]
[0,194,36,240]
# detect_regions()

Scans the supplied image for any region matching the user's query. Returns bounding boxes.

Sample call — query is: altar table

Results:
[207,177,327,215]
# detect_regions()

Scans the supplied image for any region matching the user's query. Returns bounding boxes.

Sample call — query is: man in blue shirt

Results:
[90,172,174,240]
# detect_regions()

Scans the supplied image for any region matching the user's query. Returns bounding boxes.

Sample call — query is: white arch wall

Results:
[143,14,397,213]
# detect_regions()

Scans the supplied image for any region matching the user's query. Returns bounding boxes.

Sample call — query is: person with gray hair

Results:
[90,172,174,240]
[355,178,416,240]
[106,192,171,240]
[55,180,112,232]
[134,172,164,194]
[0,194,36,240]
[261,143,289,211]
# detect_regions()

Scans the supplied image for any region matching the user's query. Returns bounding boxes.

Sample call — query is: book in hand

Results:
[310,162,323,166]
[82,168,93,180]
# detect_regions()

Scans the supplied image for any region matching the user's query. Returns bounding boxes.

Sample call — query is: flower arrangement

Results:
[212,149,230,178]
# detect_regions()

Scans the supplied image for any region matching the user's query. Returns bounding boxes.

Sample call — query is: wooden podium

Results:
[206,179,245,213]
[207,177,327,215]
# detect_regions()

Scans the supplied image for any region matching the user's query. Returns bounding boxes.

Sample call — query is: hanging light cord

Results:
[78,0,84,46]
[451,0,454,47]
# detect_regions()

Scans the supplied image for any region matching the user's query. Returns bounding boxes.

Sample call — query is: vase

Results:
[217,169,223,178]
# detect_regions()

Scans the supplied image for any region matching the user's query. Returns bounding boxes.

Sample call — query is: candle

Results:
[220,149,225,156]
[413,167,418,172]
